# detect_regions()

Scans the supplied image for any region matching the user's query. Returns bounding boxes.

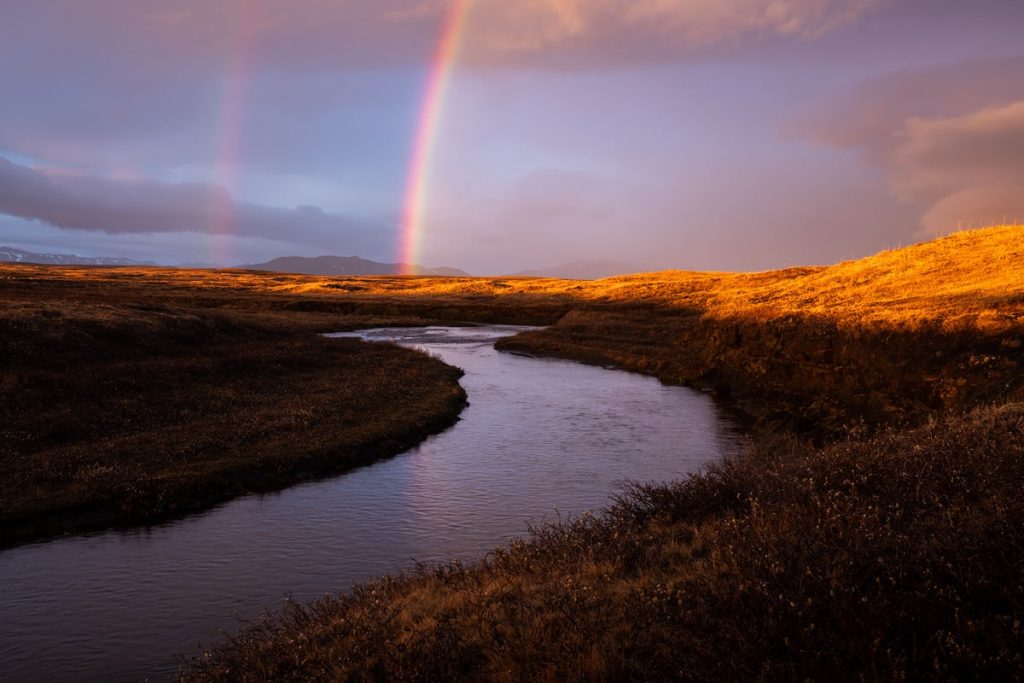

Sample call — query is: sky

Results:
[0,0,1022,273]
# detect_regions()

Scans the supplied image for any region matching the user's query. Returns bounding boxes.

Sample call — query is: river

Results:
[0,325,742,681]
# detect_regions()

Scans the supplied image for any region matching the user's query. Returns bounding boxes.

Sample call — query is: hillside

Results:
[241,254,469,277]
[4,227,1023,435]
[3,226,1023,679]
[513,259,641,279]
[229,226,1024,332]
[0,245,154,267]
[597,225,1024,329]
[178,226,1024,681]
[497,228,1024,433]
[17,225,1018,329]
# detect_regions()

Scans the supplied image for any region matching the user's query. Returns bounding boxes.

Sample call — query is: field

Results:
[8,226,1022,438]
[2,225,1023,679]
[0,276,467,547]
[178,225,1023,680]
[183,401,1024,681]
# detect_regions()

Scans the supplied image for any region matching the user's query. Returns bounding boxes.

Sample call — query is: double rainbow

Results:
[206,1,473,269]
[398,0,473,274]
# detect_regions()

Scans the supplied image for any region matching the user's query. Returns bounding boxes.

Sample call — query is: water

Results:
[0,325,742,682]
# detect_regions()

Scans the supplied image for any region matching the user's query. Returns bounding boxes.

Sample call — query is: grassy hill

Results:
[172,226,1024,680]
[4,226,1022,439]
[3,226,1023,678]
[269,224,1024,331]
[176,227,1024,679]
[13,224,1020,329]
[599,225,1024,329]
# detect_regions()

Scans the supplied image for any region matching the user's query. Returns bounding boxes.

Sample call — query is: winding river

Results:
[0,326,742,682]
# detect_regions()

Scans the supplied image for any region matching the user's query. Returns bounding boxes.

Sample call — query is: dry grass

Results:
[181,402,1024,681]
[0,279,467,547]
[494,227,1024,435]
[3,226,1023,678]
[593,225,1024,330]
[173,226,1024,681]
[8,226,1022,330]
[2,226,1021,540]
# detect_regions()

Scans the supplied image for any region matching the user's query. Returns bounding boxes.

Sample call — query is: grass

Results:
[181,402,1024,681]
[0,282,467,547]
[494,227,1024,435]
[2,225,1023,679]
[62,225,1017,332]
[9,227,1020,437]
[174,225,1024,681]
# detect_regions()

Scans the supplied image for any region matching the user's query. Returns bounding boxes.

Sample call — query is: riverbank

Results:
[496,227,1024,437]
[182,401,1024,681]
[1,324,739,683]
[0,291,467,548]
[11,227,1015,439]
[177,226,1023,680]
[3,226,1023,678]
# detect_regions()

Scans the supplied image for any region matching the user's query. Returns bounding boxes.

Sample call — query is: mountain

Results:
[0,246,155,267]
[241,255,469,277]
[513,260,641,280]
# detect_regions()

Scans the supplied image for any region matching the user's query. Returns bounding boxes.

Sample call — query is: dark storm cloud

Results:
[0,155,388,252]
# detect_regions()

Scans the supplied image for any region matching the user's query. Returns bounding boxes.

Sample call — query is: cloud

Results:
[0,155,389,255]
[891,102,1024,200]
[1,0,886,72]
[463,0,883,59]
[798,58,1024,153]
[894,103,1024,233]
[920,188,1024,235]
[0,0,887,178]
[132,0,885,61]
[797,59,1024,236]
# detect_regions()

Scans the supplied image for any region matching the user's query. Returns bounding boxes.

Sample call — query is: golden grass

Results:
[276,223,1023,331]
[7,225,1021,331]
[4,225,1023,677]
[181,401,1024,681]
[620,225,1024,330]
[3,225,1022,439]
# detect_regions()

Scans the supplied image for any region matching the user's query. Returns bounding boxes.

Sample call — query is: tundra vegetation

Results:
[2,226,1023,679]
[0,281,467,547]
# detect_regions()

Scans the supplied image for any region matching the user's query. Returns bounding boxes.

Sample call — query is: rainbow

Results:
[399,0,473,275]
[210,0,257,265]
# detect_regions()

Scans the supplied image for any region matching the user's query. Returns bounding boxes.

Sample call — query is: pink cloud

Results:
[5,0,887,69]
[894,102,1024,235]
[921,188,1024,235]
[798,59,1024,237]
[475,0,882,51]
[892,102,1024,199]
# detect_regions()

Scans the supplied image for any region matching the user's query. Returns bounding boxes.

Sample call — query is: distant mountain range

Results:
[241,255,470,277]
[1,246,640,280]
[0,246,155,267]
[513,260,641,280]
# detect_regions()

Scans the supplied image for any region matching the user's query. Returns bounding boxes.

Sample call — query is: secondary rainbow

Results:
[210,0,257,265]
[399,0,473,275]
